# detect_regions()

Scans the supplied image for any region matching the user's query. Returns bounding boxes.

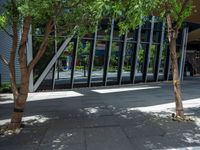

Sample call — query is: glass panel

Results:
[147,45,158,81]
[159,42,167,80]
[91,21,109,84]
[153,31,161,43]
[122,43,135,82]
[33,36,55,84]
[141,29,149,42]
[135,44,145,82]
[107,42,120,83]
[54,41,73,88]
[177,46,181,70]
[74,40,91,85]
[91,41,106,83]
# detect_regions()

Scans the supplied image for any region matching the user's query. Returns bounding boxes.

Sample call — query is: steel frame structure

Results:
[27,17,189,92]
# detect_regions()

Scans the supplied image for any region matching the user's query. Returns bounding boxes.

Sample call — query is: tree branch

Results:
[0,54,9,65]
[175,0,190,31]
[27,3,63,74]
[27,19,54,74]
[18,16,32,61]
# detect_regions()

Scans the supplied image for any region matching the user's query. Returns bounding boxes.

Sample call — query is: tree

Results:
[105,0,193,118]
[154,0,193,118]
[0,0,106,131]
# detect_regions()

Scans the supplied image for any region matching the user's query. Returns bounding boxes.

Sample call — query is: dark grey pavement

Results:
[0,77,200,150]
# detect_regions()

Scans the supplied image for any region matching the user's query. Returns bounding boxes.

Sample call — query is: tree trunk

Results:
[166,14,184,118]
[8,88,28,130]
[8,16,31,130]
[169,38,184,117]
[8,16,53,130]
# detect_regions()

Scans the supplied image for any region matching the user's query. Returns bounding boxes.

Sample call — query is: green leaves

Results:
[0,15,6,27]
[103,0,157,34]
[154,0,193,29]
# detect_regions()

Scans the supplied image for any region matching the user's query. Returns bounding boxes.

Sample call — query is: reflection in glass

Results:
[107,42,120,83]
[74,40,90,84]
[54,41,73,88]
[122,43,135,82]
[135,44,145,82]
[147,45,157,81]
[91,41,106,83]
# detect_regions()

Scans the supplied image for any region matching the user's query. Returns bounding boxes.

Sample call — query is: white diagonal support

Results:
[33,36,73,91]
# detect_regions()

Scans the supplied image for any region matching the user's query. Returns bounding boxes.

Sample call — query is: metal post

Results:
[117,31,128,85]
[179,27,188,80]
[87,26,98,87]
[70,37,79,88]
[103,19,114,86]
[154,22,165,81]
[131,26,142,83]
[142,16,155,82]
[27,25,34,92]
[52,24,58,90]
[181,28,188,80]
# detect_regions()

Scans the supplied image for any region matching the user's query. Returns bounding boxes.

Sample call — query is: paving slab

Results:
[85,127,133,150]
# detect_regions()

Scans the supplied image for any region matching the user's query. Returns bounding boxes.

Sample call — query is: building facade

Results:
[26,16,188,91]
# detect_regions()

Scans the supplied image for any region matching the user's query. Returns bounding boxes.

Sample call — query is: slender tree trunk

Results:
[166,14,184,118]
[9,82,29,130]
[169,38,184,117]
[8,16,31,130]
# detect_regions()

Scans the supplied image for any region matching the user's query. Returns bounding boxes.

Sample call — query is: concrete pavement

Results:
[0,77,200,150]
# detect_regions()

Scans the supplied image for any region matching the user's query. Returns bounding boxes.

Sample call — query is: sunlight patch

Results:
[0,91,83,105]
[164,146,200,150]
[92,86,160,94]
[127,98,200,116]
[183,133,200,144]
[84,107,99,114]
[0,115,49,126]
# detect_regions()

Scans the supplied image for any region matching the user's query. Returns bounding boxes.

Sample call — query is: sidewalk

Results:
[0,77,200,150]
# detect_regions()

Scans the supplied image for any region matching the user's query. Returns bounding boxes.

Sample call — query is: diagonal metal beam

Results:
[88,27,98,87]
[103,19,114,86]
[131,26,142,83]
[52,25,58,90]
[181,27,188,80]
[70,37,79,89]
[154,22,165,82]
[179,27,188,80]
[33,36,73,91]
[117,31,128,85]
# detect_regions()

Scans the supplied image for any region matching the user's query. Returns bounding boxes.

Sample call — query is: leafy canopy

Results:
[0,0,107,35]
[153,0,193,29]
